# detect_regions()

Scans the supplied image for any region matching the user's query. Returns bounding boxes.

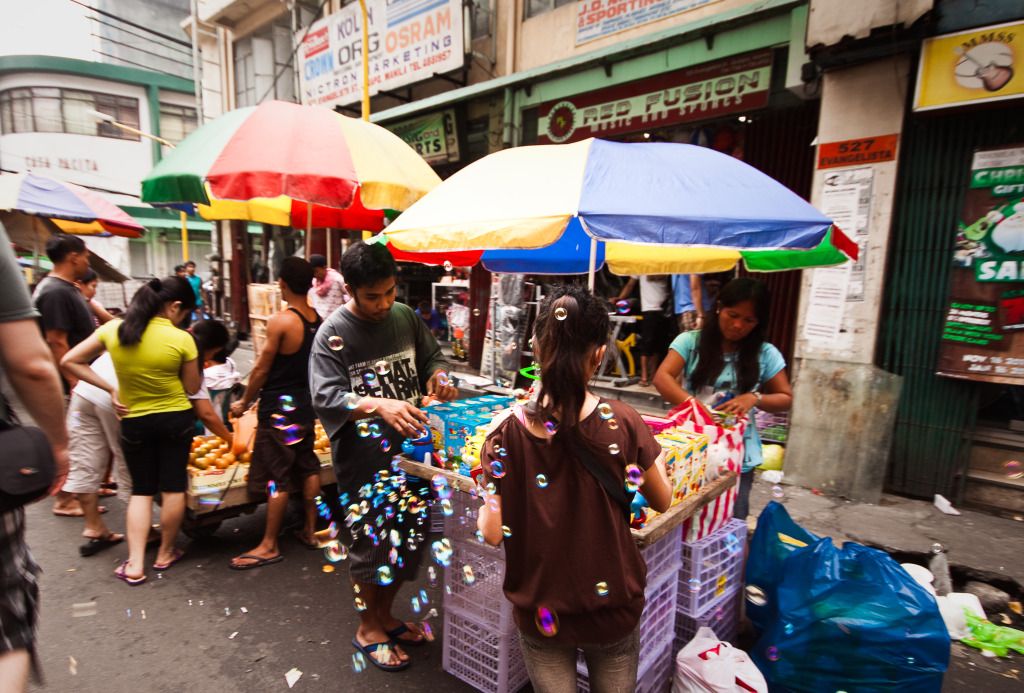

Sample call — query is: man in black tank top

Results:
[229,258,324,570]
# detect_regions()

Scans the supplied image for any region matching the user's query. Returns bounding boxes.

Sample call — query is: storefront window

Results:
[159,103,199,144]
[525,0,575,20]
[234,19,296,107]
[0,87,140,140]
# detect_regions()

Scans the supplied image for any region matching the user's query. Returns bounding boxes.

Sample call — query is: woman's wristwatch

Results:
[750,391,763,408]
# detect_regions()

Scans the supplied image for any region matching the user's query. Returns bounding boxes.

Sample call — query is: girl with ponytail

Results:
[62,276,202,585]
[476,284,671,691]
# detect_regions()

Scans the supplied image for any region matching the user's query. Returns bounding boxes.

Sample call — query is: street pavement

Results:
[26,498,472,693]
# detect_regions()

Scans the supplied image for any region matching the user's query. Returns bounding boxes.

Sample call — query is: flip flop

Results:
[293,531,320,550]
[114,561,147,586]
[386,623,427,647]
[153,548,186,571]
[53,505,108,517]
[229,554,284,571]
[352,638,410,672]
[79,533,124,557]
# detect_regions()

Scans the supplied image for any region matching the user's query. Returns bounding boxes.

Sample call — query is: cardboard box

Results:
[188,464,249,495]
[657,428,709,505]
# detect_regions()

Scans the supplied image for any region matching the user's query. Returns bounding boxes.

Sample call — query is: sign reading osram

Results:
[538,50,771,144]
[297,0,464,108]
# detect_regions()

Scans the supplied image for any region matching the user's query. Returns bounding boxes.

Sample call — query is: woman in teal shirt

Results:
[653,278,793,519]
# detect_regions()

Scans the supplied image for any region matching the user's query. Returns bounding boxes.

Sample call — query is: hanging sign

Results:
[537,50,771,144]
[575,0,723,45]
[817,135,899,169]
[914,20,1024,111]
[389,110,460,165]
[297,0,464,108]
[936,145,1024,385]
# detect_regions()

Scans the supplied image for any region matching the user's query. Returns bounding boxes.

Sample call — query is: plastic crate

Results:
[443,606,529,693]
[674,583,742,653]
[677,519,747,617]
[577,641,673,693]
[639,529,684,587]
[430,501,446,533]
[443,486,487,545]
[444,539,511,630]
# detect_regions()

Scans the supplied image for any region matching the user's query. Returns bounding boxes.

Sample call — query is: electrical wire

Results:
[255,0,331,104]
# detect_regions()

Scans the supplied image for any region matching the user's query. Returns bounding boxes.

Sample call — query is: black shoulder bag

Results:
[0,399,56,513]
[569,428,635,524]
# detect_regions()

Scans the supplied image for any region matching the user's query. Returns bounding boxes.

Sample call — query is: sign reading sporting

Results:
[297,0,464,108]
[537,50,771,144]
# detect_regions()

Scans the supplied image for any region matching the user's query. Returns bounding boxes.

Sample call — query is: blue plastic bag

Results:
[744,501,819,629]
[746,502,950,692]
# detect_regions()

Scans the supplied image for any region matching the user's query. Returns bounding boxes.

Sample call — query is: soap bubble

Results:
[327,335,345,351]
[597,403,614,420]
[440,498,453,516]
[352,652,367,673]
[595,581,609,597]
[771,485,785,500]
[379,439,391,453]
[496,446,508,458]
[554,307,568,321]
[362,372,379,388]
[462,565,476,585]
[544,420,558,435]
[491,461,506,478]
[930,543,945,554]
[341,393,360,410]
[608,443,620,455]
[474,530,485,544]
[267,480,279,498]
[436,372,450,387]
[615,299,630,315]
[624,464,644,492]
[783,622,794,635]
[356,422,371,438]
[608,419,619,431]
[374,360,390,376]
[369,423,382,438]
[411,596,421,614]
[428,566,438,586]
[1004,460,1022,479]
[421,621,435,642]
[687,578,701,593]
[725,532,741,555]
[281,424,304,446]
[766,646,780,662]
[501,525,512,538]
[354,597,367,611]
[322,564,335,573]
[443,260,454,272]
[472,308,481,317]
[745,585,767,606]
[324,542,348,563]
[535,607,559,637]
[270,413,290,429]
[278,395,296,412]
[376,565,394,585]
[535,474,549,488]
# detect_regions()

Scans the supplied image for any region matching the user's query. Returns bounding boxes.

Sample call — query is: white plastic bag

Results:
[672,627,768,693]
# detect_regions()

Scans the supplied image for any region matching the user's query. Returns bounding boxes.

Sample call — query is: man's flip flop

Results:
[229,554,284,571]
[114,561,147,586]
[79,533,124,557]
[53,506,108,517]
[352,638,410,672]
[386,623,427,647]
[153,548,186,571]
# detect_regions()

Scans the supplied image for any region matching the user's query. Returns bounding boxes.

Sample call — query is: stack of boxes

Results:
[425,395,514,471]
[656,429,710,506]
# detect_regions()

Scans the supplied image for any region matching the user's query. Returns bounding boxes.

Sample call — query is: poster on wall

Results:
[819,167,873,302]
[388,110,460,165]
[297,0,464,108]
[914,20,1024,111]
[575,0,723,45]
[936,145,1024,385]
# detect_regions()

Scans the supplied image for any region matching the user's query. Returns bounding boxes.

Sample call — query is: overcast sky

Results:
[0,0,96,61]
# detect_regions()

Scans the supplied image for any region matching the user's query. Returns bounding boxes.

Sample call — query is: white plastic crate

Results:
[429,501,446,533]
[674,583,742,653]
[639,528,684,587]
[443,485,485,545]
[443,605,529,693]
[677,519,747,617]
[443,538,511,630]
[577,641,673,693]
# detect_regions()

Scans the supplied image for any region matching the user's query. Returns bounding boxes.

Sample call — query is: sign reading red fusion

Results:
[537,50,772,144]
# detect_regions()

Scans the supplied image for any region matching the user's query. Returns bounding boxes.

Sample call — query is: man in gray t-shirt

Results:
[310,242,456,672]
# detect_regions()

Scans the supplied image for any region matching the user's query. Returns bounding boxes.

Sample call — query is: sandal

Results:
[352,638,410,672]
[386,622,427,647]
[79,533,124,557]
[153,548,186,571]
[53,505,108,517]
[114,561,147,586]
[229,554,283,571]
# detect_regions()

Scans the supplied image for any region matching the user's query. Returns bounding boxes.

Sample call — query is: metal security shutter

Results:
[879,106,1023,499]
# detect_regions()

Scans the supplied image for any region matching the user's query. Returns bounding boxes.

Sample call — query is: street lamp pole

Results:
[359,0,370,121]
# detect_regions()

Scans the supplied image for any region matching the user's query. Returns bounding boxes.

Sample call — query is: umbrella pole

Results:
[305,205,313,258]
[180,211,189,262]
[587,237,597,292]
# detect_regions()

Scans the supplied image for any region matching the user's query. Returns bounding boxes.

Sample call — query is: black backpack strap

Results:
[568,428,634,523]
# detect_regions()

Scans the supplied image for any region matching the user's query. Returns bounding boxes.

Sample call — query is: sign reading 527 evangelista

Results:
[297,0,464,108]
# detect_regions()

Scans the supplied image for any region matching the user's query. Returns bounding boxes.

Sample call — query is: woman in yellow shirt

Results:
[63,276,201,585]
